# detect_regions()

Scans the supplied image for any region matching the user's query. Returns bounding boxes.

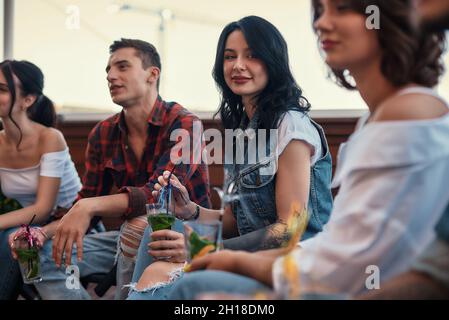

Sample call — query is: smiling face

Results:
[106,47,155,108]
[223,30,269,105]
[313,0,382,72]
[0,69,27,119]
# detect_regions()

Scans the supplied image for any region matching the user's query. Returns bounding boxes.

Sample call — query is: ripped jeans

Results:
[34,216,148,300]
[126,219,185,300]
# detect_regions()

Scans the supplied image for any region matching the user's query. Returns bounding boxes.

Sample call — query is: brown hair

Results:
[109,38,161,89]
[311,0,446,89]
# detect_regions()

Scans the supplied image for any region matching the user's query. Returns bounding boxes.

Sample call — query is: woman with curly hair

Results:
[127,15,333,299]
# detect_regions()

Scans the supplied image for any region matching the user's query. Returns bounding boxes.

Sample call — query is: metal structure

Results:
[109,1,226,95]
[3,0,14,59]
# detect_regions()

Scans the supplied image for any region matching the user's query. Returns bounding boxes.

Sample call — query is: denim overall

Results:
[226,111,333,240]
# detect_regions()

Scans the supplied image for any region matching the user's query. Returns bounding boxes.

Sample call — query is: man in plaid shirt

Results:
[27,39,210,299]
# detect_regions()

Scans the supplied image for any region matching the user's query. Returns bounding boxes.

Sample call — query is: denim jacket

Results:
[226,111,333,241]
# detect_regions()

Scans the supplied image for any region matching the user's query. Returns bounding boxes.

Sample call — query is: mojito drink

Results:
[188,231,216,260]
[16,247,42,283]
[148,212,176,231]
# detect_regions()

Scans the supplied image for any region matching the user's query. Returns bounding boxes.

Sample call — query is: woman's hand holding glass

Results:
[9,227,48,260]
[148,229,187,263]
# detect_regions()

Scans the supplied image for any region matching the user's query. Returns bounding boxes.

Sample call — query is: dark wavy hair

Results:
[0,60,56,148]
[311,0,446,89]
[213,16,310,130]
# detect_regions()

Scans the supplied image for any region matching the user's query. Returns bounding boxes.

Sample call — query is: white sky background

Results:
[4,0,449,112]
[0,3,3,56]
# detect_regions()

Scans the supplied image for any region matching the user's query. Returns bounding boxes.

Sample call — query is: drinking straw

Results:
[167,164,177,180]
[25,214,37,274]
[166,165,178,216]
[13,214,37,244]
[26,214,37,247]
[28,214,36,227]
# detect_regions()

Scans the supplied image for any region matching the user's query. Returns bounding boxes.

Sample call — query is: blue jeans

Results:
[131,219,185,283]
[128,270,347,300]
[126,219,185,300]
[168,271,270,300]
[35,231,118,299]
[128,271,270,300]
[0,227,20,300]
[127,281,177,300]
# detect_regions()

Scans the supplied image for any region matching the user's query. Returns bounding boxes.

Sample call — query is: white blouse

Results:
[273,87,449,296]
[0,148,81,210]
[275,111,323,166]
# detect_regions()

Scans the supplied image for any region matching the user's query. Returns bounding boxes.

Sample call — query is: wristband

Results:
[36,227,50,240]
[186,204,200,220]
[192,204,200,220]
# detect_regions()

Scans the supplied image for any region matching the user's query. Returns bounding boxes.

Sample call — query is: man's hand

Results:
[52,199,94,267]
[149,229,186,263]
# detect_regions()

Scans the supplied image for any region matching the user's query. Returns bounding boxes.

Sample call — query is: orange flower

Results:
[285,202,309,251]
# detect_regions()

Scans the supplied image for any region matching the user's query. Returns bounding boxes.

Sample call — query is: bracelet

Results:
[193,204,200,220]
[35,227,50,240]
[186,204,200,220]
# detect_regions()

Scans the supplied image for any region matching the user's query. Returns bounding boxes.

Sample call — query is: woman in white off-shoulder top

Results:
[0,60,81,299]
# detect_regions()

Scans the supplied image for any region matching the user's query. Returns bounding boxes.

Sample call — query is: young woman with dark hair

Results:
[0,60,81,299]
[127,15,333,299]
[164,0,449,299]
[213,16,310,131]
[201,15,333,246]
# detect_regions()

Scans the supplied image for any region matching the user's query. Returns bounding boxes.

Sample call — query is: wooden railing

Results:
[57,114,359,210]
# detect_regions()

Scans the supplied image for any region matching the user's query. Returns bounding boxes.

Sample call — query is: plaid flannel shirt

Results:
[77,96,211,219]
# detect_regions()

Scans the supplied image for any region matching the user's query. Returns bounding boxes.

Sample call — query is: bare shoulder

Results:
[374,93,448,122]
[39,127,67,153]
[0,130,7,152]
[0,130,5,145]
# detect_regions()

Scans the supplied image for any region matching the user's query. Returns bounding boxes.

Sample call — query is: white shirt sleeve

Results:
[40,149,69,178]
[275,111,322,166]
[273,166,429,296]
[272,120,449,296]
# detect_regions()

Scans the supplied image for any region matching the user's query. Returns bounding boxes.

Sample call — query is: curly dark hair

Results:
[213,16,310,130]
[311,0,446,89]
